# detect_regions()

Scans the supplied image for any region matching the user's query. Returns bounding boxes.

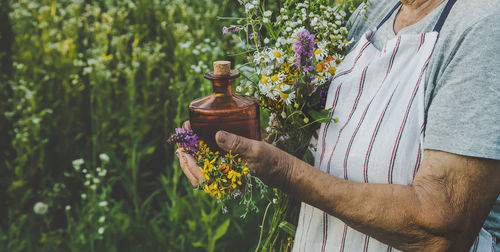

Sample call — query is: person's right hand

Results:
[175,121,204,187]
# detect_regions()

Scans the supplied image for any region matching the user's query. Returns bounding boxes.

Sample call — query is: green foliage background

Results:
[0,0,362,251]
[0,0,267,251]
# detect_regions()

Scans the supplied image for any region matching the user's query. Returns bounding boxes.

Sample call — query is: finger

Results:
[215,130,257,157]
[176,149,200,186]
[176,149,196,183]
[182,121,191,130]
[184,152,204,183]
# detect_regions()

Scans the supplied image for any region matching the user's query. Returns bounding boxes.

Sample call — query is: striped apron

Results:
[293,0,496,251]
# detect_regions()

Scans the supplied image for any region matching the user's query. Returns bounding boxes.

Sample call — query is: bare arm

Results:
[212,131,500,251]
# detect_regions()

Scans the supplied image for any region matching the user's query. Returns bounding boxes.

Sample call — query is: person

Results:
[176,0,500,250]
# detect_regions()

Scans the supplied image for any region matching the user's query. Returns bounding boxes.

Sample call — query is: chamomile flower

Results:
[260,83,276,100]
[314,43,329,61]
[269,48,285,64]
[280,90,295,105]
[270,71,286,85]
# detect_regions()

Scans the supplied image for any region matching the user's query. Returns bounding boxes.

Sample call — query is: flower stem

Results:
[255,201,272,252]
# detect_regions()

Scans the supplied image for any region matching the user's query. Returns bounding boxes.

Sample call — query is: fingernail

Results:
[217,131,228,144]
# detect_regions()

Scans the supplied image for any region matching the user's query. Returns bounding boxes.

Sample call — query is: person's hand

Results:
[214,130,299,189]
[175,120,298,189]
[175,121,204,187]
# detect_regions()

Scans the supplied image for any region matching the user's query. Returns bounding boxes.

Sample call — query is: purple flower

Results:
[222,26,229,35]
[319,86,328,109]
[249,32,261,47]
[230,28,239,33]
[168,128,200,153]
[294,29,316,72]
[311,84,329,110]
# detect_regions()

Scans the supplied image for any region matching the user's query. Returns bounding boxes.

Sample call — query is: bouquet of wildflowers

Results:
[221,0,367,250]
[168,128,268,216]
[225,0,366,154]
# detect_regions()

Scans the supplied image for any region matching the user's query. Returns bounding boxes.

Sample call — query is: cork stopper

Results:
[213,61,231,76]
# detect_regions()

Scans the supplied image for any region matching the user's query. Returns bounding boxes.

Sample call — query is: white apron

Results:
[293,0,496,251]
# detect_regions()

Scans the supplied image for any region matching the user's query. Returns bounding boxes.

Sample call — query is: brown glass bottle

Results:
[189,61,260,152]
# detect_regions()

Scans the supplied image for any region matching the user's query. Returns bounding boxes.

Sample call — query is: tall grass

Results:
[0,0,364,250]
[0,0,265,250]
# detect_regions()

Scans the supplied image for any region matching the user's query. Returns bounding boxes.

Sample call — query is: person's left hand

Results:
[175,121,299,189]
[175,121,204,187]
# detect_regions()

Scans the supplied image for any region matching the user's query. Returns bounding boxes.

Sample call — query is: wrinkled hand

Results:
[175,121,204,187]
[175,121,297,189]
[214,130,298,189]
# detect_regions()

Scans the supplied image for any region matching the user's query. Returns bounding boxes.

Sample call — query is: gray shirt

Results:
[347,0,500,245]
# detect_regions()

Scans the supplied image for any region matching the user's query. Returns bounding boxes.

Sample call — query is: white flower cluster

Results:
[70,156,110,237]
[245,0,357,106]
[72,154,109,191]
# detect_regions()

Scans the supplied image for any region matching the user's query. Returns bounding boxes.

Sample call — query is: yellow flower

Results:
[271,74,279,82]
[280,92,289,99]
[314,49,323,55]
[228,170,241,182]
[242,167,250,175]
[328,66,336,75]
[273,51,281,58]
[201,170,210,180]
[261,76,269,84]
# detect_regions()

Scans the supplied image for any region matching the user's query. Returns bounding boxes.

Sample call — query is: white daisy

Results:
[314,44,329,61]
[268,48,285,64]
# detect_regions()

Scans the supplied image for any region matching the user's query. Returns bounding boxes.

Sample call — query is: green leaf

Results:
[309,109,333,123]
[192,241,205,248]
[213,219,230,241]
[278,221,297,237]
[303,148,315,166]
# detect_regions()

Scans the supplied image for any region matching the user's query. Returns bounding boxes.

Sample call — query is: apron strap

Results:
[376,2,402,30]
[433,0,458,32]
[376,0,458,33]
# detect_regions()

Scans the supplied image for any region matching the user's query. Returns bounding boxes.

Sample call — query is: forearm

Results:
[281,155,472,251]
[213,131,499,250]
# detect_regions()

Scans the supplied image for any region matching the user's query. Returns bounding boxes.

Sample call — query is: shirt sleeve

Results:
[424,14,500,160]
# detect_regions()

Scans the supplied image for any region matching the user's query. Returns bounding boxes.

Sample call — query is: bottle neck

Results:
[212,79,233,95]
[204,70,240,96]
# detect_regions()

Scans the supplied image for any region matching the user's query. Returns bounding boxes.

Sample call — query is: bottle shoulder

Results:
[189,94,258,113]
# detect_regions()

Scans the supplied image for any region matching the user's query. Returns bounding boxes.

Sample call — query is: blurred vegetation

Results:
[0,0,269,251]
[0,0,363,251]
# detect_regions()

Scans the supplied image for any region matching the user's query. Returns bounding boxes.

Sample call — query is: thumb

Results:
[215,131,255,156]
